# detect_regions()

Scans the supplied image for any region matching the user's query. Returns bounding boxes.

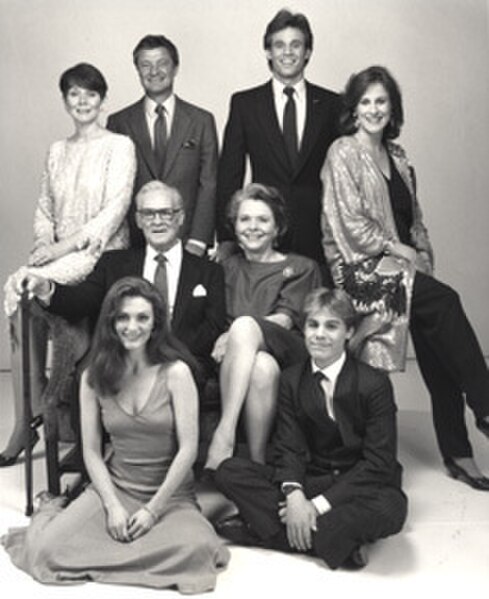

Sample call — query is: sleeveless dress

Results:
[1,367,230,593]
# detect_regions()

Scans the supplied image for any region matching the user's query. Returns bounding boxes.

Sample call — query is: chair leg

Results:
[44,399,61,497]
[20,292,34,516]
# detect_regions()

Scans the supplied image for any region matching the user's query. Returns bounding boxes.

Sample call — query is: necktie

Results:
[283,86,299,168]
[154,104,167,170]
[314,371,335,421]
[154,253,170,321]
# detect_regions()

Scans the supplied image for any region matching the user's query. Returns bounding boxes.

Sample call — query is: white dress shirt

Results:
[271,77,307,148]
[144,94,176,148]
[311,351,347,422]
[143,241,182,318]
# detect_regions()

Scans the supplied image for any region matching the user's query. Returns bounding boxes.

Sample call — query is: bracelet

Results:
[142,505,157,523]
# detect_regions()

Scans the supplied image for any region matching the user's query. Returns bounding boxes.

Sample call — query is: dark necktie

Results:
[154,104,167,170]
[154,253,170,321]
[314,371,334,420]
[283,86,299,169]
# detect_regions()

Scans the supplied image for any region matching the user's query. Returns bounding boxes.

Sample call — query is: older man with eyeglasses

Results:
[20,181,226,380]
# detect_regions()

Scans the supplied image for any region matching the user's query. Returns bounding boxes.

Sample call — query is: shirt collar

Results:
[144,93,175,117]
[146,239,182,265]
[271,77,306,101]
[311,352,347,386]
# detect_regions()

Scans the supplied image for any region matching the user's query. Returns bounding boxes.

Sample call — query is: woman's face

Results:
[355,82,391,138]
[235,199,279,255]
[64,85,103,126]
[114,296,155,353]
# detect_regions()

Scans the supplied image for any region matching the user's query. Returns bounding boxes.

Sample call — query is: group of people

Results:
[2,7,489,593]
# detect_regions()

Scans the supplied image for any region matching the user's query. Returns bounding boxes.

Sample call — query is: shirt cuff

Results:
[281,482,303,496]
[186,239,206,250]
[311,494,332,516]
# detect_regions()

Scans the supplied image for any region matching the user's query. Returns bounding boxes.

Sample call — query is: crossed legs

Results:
[205,317,280,470]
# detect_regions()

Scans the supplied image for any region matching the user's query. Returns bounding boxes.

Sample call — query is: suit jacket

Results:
[273,356,403,507]
[216,81,341,265]
[107,96,218,247]
[48,248,226,363]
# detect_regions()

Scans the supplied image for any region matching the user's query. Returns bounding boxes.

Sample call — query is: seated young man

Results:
[213,287,408,570]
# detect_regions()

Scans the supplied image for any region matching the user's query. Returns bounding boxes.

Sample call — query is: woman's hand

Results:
[127,506,157,541]
[388,241,416,265]
[106,502,131,542]
[211,332,229,364]
[28,244,61,267]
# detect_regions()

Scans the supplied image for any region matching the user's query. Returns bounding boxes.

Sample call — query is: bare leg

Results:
[243,352,280,464]
[205,317,267,470]
[1,310,48,457]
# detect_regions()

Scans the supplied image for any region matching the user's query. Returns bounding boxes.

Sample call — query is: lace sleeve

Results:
[31,147,56,251]
[78,135,136,249]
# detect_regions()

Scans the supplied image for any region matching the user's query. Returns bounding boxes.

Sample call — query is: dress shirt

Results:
[143,241,182,318]
[144,94,176,148]
[271,77,306,148]
[311,352,347,422]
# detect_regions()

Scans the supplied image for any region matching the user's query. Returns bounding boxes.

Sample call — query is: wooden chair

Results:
[20,296,89,513]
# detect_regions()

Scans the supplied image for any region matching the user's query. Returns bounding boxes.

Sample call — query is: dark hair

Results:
[227,183,288,245]
[133,34,179,67]
[339,65,404,140]
[59,63,108,100]
[263,9,313,52]
[303,287,358,330]
[86,277,197,396]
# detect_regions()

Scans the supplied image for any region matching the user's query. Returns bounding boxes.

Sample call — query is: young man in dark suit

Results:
[107,35,218,255]
[214,288,407,570]
[21,181,225,376]
[216,10,341,281]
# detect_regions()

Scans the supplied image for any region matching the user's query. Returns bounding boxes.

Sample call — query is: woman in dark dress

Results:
[205,184,321,470]
[321,65,489,489]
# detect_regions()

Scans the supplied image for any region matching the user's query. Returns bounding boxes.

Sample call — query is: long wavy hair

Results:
[86,277,198,396]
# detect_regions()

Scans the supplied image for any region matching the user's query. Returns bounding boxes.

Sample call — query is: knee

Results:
[227,316,261,346]
[214,457,250,493]
[251,353,280,389]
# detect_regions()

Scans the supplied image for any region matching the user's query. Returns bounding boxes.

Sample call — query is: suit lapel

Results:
[129,99,159,178]
[171,251,195,329]
[256,82,291,173]
[295,82,325,175]
[162,97,192,178]
[331,357,358,441]
[299,364,329,423]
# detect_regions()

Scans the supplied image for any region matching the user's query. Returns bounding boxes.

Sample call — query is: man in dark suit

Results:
[24,181,226,376]
[214,288,407,570]
[216,10,341,281]
[107,34,218,255]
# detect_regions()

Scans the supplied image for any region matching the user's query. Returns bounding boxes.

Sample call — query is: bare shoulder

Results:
[166,360,193,385]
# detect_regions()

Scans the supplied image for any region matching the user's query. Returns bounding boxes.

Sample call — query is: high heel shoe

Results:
[444,458,489,491]
[476,417,489,440]
[0,425,41,468]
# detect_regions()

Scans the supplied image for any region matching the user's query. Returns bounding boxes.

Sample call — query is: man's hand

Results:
[209,240,238,263]
[3,269,52,317]
[281,490,317,552]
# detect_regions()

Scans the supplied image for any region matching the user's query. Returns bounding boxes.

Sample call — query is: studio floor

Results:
[0,365,488,598]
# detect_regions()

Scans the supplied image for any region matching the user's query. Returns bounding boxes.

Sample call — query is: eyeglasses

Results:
[137,208,181,221]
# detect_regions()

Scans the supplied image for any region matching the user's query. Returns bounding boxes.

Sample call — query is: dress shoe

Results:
[342,546,368,570]
[214,514,264,547]
[0,429,40,467]
[476,417,489,440]
[445,458,489,491]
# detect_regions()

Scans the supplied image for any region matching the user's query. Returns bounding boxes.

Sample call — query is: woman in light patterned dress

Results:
[1,63,136,466]
[2,277,230,592]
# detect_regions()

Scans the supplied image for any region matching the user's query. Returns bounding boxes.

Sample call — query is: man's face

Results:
[136,188,184,251]
[304,307,352,369]
[266,27,311,85]
[135,47,178,101]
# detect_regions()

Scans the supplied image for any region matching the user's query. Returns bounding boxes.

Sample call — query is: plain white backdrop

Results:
[1,0,488,371]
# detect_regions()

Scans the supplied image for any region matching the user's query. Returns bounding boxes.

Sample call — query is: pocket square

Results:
[192,284,207,297]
